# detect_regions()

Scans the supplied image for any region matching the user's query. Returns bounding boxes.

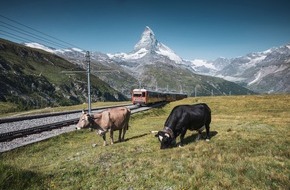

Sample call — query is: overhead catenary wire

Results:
[0,14,84,51]
[0,21,69,49]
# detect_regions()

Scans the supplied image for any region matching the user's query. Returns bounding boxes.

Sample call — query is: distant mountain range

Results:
[190,44,290,93]
[23,26,289,95]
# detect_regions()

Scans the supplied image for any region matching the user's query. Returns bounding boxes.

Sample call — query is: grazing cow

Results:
[155,103,211,149]
[76,107,131,146]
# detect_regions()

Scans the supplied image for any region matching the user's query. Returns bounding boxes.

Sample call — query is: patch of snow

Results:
[215,74,246,82]
[54,49,67,54]
[156,43,183,63]
[190,59,216,70]
[274,64,288,73]
[124,48,148,60]
[242,55,266,70]
[248,64,286,86]
[108,48,148,60]
[263,48,273,54]
[72,48,84,52]
[24,42,55,53]
[248,71,262,85]
[107,53,114,59]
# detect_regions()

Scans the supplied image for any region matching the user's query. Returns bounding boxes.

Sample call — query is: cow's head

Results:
[76,110,94,130]
[76,111,109,137]
[155,129,175,149]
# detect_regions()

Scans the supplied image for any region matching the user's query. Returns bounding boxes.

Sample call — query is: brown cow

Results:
[76,107,131,146]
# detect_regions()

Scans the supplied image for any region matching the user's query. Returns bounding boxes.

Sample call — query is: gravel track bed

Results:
[0,112,81,133]
[0,125,76,153]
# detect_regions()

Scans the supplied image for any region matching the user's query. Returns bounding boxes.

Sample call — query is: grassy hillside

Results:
[0,38,127,113]
[0,95,289,189]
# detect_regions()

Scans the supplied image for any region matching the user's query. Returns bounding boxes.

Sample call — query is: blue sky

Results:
[1,0,290,60]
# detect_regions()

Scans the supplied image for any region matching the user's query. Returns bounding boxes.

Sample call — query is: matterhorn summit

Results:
[134,26,158,51]
[108,26,183,64]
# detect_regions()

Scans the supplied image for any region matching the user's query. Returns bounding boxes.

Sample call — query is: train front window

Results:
[133,93,142,97]
[142,92,146,97]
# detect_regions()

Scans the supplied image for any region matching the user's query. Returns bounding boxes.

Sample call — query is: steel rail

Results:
[0,103,133,124]
[0,118,78,142]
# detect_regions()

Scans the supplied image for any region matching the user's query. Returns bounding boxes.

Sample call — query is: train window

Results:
[142,92,146,97]
[133,93,142,97]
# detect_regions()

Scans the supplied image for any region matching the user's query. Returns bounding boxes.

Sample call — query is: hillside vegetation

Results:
[0,95,289,189]
[0,39,127,113]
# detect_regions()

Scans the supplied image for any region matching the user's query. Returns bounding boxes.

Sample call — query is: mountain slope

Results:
[0,38,127,112]
[215,44,290,93]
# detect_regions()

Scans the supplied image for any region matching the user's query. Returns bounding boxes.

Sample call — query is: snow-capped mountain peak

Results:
[109,26,183,63]
[134,26,157,51]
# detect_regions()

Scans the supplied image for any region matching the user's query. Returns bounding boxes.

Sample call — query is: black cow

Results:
[155,103,211,149]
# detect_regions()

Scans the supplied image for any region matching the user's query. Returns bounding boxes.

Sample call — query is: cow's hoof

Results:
[178,144,184,148]
[206,139,210,142]
[92,144,97,147]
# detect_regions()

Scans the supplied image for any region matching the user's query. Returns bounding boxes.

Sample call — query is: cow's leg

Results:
[110,130,114,144]
[121,128,127,142]
[102,134,107,146]
[179,129,187,147]
[205,124,210,141]
[196,125,205,141]
[118,129,122,142]
[196,130,202,142]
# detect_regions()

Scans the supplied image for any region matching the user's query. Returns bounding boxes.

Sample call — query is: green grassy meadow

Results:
[0,95,289,189]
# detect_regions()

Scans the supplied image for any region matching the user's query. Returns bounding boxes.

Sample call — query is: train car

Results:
[132,89,166,105]
[132,89,187,105]
[165,92,187,102]
[175,93,188,100]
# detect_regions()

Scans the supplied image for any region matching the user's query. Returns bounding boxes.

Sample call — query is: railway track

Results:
[0,103,132,124]
[0,102,166,151]
[0,118,78,142]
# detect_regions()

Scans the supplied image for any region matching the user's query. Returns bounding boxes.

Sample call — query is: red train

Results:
[132,89,187,105]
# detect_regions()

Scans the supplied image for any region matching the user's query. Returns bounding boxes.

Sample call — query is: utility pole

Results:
[62,51,118,114]
[86,51,91,114]
[155,82,158,91]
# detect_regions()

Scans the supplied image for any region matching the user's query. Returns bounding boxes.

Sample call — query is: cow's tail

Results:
[204,104,211,126]
[126,108,131,130]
